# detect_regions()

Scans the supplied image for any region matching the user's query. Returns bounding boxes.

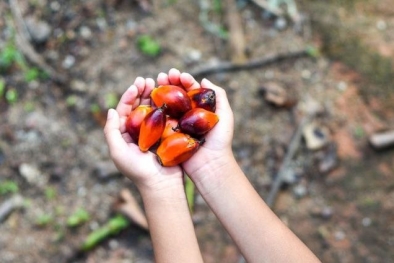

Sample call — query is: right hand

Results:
[157,69,236,183]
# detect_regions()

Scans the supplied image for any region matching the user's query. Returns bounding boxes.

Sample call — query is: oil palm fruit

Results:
[138,106,166,152]
[150,85,192,118]
[187,88,216,112]
[178,108,219,137]
[161,117,179,140]
[125,105,153,142]
[156,133,201,167]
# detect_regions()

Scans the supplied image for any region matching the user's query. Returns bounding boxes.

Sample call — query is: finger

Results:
[134,77,146,95]
[116,85,139,118]
[201,78,233,122]
[157,72,170,86]
[168,68,181,85]
[104,109,128,159]
[140,78,155,105]
[180,72,200,91]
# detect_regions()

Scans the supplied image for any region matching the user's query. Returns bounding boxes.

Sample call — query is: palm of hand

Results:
[108,77,183,189]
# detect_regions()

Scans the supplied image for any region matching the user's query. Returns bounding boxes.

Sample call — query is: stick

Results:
[9,0,67,84]
[0,195,24,223]
[249,0,284,17]
[224,0,247,64]
[266,114,312,207]
[190,49,308,78]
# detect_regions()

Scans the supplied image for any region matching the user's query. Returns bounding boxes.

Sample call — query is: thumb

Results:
[104,109,127,155]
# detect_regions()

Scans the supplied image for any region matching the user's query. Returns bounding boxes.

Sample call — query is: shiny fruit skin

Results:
[178,108,219,137]
[187,88,216,112]
[157,133,201,167]
[138,106,166,152]
[125,105,153,142]
[150,85,192,118]
[161,117,179,140]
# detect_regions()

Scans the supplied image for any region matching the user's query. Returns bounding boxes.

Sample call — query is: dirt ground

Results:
[0,0,393,262]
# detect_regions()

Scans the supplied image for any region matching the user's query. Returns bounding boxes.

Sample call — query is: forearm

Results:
[140,182,203,263]
[191,155,320,263]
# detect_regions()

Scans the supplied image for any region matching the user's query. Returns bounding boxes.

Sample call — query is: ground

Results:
[0,0,393,262]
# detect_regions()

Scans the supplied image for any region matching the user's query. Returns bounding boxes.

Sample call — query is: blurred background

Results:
[0,0,393,262]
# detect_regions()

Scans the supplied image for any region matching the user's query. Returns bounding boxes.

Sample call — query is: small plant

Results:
[67,208,90,227]
[5,88,18,104]
[104,92,118,109]
[0,180,19,195]
[35,213,53,227]
[0,78,5,97]
[45,187,57,200]
[136,35,161,57]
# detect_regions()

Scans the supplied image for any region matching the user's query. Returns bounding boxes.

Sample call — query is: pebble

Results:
[50,1,60,11]
[362,217,372,227]
[376,20,387,31]
[334,230,346,241]
[303,122,330,151]
[70,80,87,92]
[62,55,76,69]
[274,17,287,31]
[79,26,92,40]
[25,17,51,44]
[292,183,308,198]
[19,163,48,187]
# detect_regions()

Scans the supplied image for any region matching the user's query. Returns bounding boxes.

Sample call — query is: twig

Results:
[190,49,308,78]
[249,0,284,17]
[0,194,24,223]
[265,114,312,207]
[224,0,247,64]
[9,0,66,84]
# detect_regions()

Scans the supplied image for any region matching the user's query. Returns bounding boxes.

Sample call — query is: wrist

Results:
[137,176,186,205]
[185,149,241,195]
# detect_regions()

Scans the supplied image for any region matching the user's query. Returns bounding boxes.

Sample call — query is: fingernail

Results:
[107,108,115,119]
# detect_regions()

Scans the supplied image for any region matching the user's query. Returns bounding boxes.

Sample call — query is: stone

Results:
[94,161,120,180]
[19,163,48,187]
[303,122,330,150]
[25,17,51,44]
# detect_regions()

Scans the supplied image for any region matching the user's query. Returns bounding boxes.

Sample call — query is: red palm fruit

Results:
[125,105,153,142]
[187,88,216,112]
[161,117,179,140]
[178,108,219,137]
[138,106,166,152]
[150,85,192,118]
[156,133,201,167]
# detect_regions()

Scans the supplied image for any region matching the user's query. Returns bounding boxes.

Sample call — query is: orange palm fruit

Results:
[156,133,201,167]
[138,106,166,152]
[161,117,179,140]
[187,88,216,112]
[125,105,153,142]
[150,85,192,118]
[178,108,219,137]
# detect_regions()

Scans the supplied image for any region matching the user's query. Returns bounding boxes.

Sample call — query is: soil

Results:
[0,1,393,263]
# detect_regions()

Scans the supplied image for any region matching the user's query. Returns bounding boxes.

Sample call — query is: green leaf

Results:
[104,92,118,109]
[0,180,19,195]
[5,88,18,104]
[0,78,5,97]
[24,68,40,82]
[81,214,129,251]
[185,175,195,213]
[35,213,53,226]
[137,35,161,57]
[67,208,90,227]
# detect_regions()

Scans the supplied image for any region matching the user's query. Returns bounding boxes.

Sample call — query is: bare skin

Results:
[104,68,321,263]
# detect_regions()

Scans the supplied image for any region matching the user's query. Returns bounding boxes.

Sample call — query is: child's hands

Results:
[104,77,184,194]
[157,69,235,183]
